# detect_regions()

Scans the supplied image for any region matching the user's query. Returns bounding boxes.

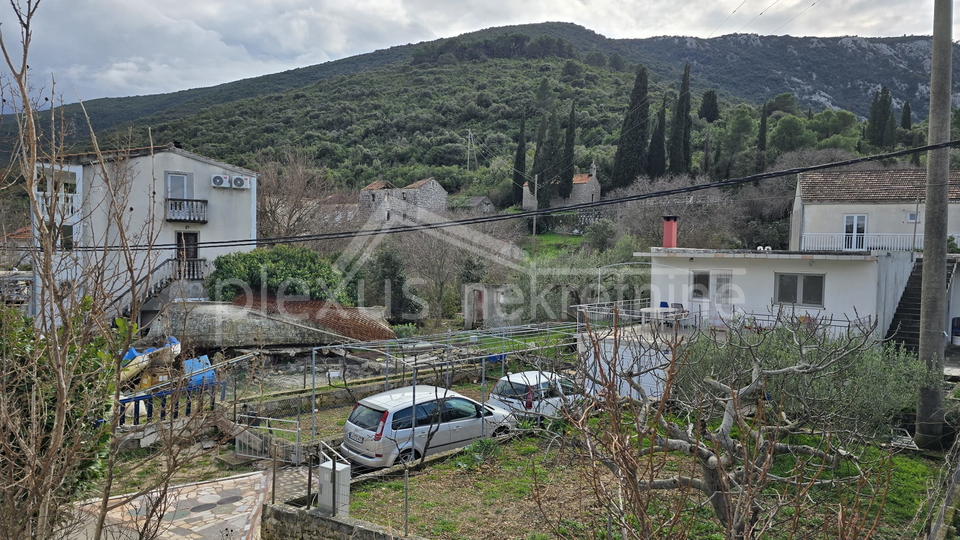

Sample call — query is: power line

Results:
[60,140,960,252]
[708,0,751,39]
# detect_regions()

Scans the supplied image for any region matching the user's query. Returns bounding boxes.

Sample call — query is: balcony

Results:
[36,192,77,219]
[800,233,960,251]
[165,199,208,223]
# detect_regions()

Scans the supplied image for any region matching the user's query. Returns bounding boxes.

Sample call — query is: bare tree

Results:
[255,147,336,240]
[609,174,743,249]
[0,4,260,539]
[564,312,930,539]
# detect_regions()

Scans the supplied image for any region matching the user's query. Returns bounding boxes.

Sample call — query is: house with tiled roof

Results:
[358,177,448,222]
[789,169,960,251]
[521,162,601,210]
[0,226,31,269]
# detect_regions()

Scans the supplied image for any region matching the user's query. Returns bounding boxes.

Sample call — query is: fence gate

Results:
[235,415,303,465]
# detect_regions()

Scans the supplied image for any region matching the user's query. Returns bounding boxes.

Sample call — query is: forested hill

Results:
[58,22,957,133]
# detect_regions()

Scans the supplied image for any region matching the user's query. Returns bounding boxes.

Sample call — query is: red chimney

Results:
[663,216,678,248]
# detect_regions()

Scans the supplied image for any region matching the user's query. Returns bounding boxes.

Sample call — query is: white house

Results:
[31,143,257,325]
[790,169,960,251]
[645,215,960,352]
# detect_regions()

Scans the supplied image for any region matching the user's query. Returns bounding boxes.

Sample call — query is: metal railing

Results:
[574,298,651,331]
[165,198,208,223]
[800,233,960,251]
[236,416,303,465]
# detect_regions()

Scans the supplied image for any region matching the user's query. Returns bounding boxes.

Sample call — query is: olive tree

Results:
[567,312,932,539]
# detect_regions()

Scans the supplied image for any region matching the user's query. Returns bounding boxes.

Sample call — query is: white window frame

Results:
[774,273,825,308]
[166,172,194,200]
[691,270,710,300]
[907,212,919,223]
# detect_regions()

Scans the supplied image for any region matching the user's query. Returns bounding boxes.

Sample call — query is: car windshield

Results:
[347,404,385,431]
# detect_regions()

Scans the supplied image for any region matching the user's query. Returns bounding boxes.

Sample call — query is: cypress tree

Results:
[698,90,720,123]
[911,132,922,166]
[901,101,912,130]
[867,86,893,146]
[532,107,562,208]
[558,101,576,199]
[611,66,650,188]
[757,103,768,172]
[883,112,897,149]
[512,115,527,206]
[668,63,692,175]
[647,96,668,179]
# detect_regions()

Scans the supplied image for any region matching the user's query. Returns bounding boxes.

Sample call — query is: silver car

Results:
[486,371,581,422]
[340,385,514,468]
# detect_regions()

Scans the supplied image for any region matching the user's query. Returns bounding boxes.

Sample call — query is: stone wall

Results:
[261,504,430,540]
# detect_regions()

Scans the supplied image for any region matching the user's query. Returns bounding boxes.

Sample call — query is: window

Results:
[59,224,74,251]
[775,273,824,307]
[166,172,194,200]
[692,271,710,299]
[391,402,439,430]
[402,192,407,200]
[441,398,478,422]
[908,212,919,223]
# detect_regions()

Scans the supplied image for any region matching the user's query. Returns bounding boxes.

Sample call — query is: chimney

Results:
[663,215,678,248]
[589,161,597,180]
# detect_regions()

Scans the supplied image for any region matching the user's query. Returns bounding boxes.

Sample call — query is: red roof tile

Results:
[232,295,396,342]
[799,169,960,203]
[404,177,436,189]
[3,226,31,241]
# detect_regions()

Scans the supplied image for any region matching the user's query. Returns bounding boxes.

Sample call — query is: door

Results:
[709,270,733,324]
[440,397,484,451]
[843,214,867,250]
[175,232,199,279]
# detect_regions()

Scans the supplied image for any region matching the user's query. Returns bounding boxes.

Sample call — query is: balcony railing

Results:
[36,192,77,219]
[799,233,960,251]
[165,199,208,223]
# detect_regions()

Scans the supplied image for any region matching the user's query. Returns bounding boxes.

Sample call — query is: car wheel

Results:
[397,450,419,466]
[493,425,510,437]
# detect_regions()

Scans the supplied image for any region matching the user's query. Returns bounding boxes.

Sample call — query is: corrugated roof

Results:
[232,295,396,342]
[799,169,960,203]
[56,143,258,176]
[361,180,397,191]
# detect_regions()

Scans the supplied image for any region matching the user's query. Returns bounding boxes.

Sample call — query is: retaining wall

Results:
[261,504,429,540]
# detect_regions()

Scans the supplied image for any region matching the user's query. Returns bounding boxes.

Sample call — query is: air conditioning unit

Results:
[231,176,251,189]
[212,174,231,188]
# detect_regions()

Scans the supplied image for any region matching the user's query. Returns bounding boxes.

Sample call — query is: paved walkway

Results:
[74,466,315,540]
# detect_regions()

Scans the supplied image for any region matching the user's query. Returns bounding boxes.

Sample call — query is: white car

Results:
[486,371,581,422]
[340,385,514,468]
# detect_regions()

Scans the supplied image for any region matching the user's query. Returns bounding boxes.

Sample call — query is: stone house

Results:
[450,195,496,214]
[522,162,602,210]
[359,177,448,222]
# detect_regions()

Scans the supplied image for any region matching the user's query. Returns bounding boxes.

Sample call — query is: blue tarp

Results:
[182,355,215,387]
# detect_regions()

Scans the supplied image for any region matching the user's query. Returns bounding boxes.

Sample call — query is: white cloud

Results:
[0,0,949,101]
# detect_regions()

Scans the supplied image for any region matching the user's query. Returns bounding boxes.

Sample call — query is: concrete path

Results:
[74,466,314,540]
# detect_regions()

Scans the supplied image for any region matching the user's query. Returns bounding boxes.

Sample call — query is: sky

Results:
[0,0,947,103]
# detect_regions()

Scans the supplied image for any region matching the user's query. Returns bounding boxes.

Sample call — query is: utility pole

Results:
[916,0,952,450]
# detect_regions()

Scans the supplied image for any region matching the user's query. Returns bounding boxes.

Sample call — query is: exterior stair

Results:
[885,257,957,352]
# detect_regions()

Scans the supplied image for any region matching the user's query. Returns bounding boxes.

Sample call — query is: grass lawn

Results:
[524,232,584,258]
[349,433,941,540]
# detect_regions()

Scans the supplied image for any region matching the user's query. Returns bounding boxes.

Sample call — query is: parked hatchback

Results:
[340,385,514,468]
[486,371,581,422]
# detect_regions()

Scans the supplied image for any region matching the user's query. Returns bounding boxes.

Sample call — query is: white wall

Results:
[874,251,916,336]
[650,255,880,326]
[798,202,956,236]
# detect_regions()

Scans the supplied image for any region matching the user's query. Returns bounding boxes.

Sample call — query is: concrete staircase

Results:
[885,258,957,352]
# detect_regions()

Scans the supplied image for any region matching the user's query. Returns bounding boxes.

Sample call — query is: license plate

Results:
[348,432,364,444]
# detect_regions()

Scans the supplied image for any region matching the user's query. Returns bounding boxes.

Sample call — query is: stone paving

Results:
[75,466,315,540]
